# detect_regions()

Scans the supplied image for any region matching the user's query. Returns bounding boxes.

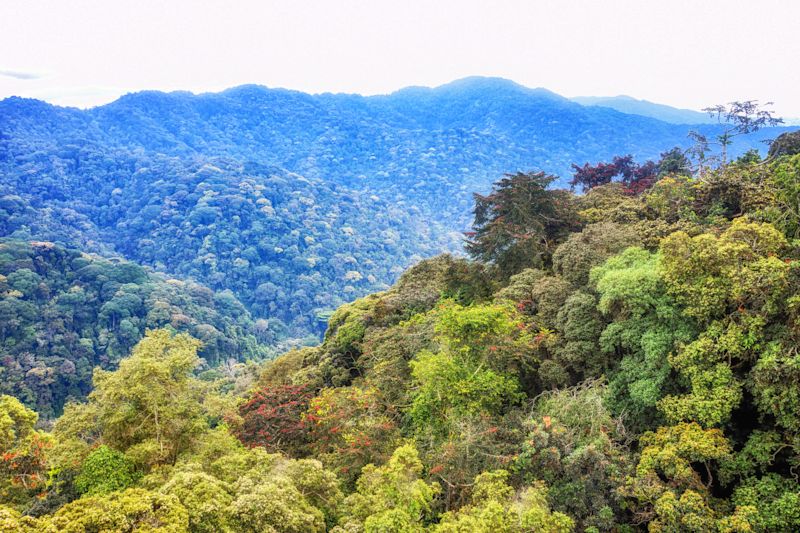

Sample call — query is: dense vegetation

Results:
[0,238,270,419]
[0,152,458,339]
[1,78,791,345]
[3,131,800,530]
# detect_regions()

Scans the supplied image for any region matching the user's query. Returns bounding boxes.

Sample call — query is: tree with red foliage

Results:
[569,160,621,192]
[233,384,314,455]
[570,154,659,194]
[626,159,659,194]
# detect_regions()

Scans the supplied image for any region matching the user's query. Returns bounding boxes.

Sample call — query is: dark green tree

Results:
[466,172,580,278]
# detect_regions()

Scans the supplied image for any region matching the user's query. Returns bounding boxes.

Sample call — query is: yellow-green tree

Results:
[54,329,208,470]
[434,470,573,533]
[335,444,439,532]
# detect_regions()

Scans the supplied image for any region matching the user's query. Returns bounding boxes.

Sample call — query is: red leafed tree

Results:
[570,154,658,194]
[626,160,659,194]
[0,432,50,490]
[233,384,314,454]
[570,159,625,192]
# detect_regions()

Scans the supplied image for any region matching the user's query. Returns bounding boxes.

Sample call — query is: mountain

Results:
[3,75,800,529]
[571,94,714,124]
[1,77,795,343]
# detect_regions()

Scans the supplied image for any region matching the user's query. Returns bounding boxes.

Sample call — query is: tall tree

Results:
[466,172,579,277]
[690,100,783,169]
[54,329,209,470]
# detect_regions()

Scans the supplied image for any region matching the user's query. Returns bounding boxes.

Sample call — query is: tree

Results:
[656,147,693,177]
[551,222,640,286]
[625,423,742,531]
[570,159,625,192]
[57,329,208,469]
[74,445,139,496]
[0,395,51,509]
[690,100,783,168]
[731,474,800,531]
[231,476,329,533]
[765,154,800,238]
[433,470,573,533]
[408,302,529,440]
[335,444,440,532]
[234,383,313,455]
[570,155,660,194]
[768,130,800,159]
[304,386,400,483]
[160,467,234,533]
[45,488,189,532]
[515,381,631,530]
[466,172,580,278]
[590,247,697,432]
[660,219,788,323]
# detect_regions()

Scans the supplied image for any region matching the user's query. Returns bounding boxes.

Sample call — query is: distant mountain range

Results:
[2,77,790,189]
[1,76,796,340]
[572,94,800,127]
[570,95,714,124]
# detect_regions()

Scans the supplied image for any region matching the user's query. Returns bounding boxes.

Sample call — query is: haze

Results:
[1,0,799,117]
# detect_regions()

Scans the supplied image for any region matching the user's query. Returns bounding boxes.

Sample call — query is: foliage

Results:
[570,153,659,194]
[515,381,631,530]
[234,383,313,454]
[51,329,208,471]
[660,218,788,323]
[304,386,401,483]
[408,302,529,441]
[0,239,268,418]
[466,171,580,277]
[45,488,189,531]
[229,474,328,533]
[591,247,696,431]
[434,470,573,533]
[0,395,51,508]
[552,221,641,286]
[625,423,736,530]
[409,349,521,438]
[765,154,800,238]
[731,474,800,532]
[160,467,234,533]
[74,444,139,495]
[768,130,800,158]
[335,444,439,532]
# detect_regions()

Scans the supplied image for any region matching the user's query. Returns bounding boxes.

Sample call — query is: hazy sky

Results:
[2,0,799,117]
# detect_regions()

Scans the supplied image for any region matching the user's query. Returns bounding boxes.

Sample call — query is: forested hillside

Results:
[0,154,455,337]
[0,238,271,418]
[4,134,800,530]
[1,78,792,343]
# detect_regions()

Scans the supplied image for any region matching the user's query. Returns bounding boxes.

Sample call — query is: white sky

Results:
[1,0,799,117]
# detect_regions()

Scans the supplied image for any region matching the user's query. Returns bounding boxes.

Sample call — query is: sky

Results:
[1,0,799,118]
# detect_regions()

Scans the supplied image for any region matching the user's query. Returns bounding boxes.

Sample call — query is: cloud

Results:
[0,69,43,80]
